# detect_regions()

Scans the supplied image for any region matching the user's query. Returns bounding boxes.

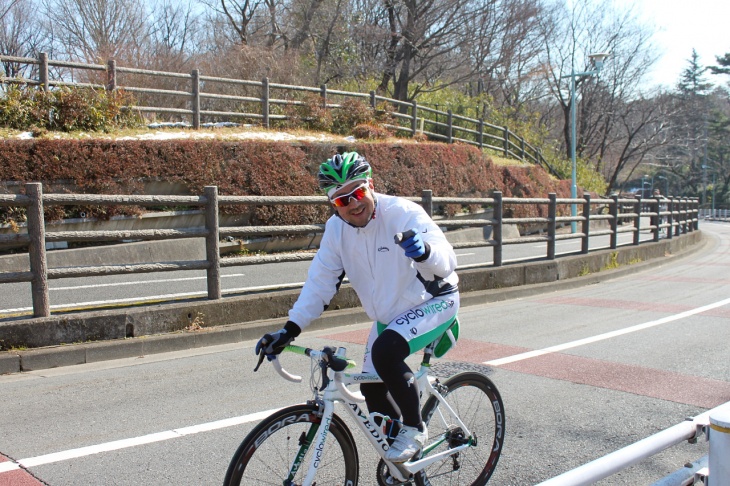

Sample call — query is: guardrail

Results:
[699,208,730,222]
[0,52,556,175]
[537,401,730,485]
[0,183,699,318]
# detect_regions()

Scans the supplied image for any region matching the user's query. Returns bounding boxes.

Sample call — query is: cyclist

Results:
[255,151,460,463]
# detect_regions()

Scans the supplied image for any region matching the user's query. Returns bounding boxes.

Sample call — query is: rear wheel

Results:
[417,372,504,485]
[224,403,359,485]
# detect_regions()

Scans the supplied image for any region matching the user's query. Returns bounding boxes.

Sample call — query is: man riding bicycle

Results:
[256,151,460,463]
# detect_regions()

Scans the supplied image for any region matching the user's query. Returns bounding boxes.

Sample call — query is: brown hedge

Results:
[0,139,570,224]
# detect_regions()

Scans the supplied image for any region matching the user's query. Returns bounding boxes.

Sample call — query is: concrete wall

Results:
[0,230,702,352]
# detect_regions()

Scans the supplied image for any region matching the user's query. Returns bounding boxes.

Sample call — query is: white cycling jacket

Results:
[289,193,459,329]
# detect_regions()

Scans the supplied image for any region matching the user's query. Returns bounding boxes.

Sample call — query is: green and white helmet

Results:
[318,152,372,197]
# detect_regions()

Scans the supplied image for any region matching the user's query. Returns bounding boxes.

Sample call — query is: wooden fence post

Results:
[610,194,619,249]
[421,189,433,217]
[520,137,526,161]
[447,109,453,143]
[666,197,674,239]
[191,69,200,129]
[370,91,376,109]
[411,101,418,137]
[107,60,116,91]
[320,84,327,108]
[478,119,484,149]
[492,191,503,267]
[633,195,642,245]
[262,77,270,128]
[582,193,591,253]
[26,183,50,317]
[547,193,556,260]
[502,126,509,157]
[652,197,661,242]
[204,186,221,300]
[39,52,48,91]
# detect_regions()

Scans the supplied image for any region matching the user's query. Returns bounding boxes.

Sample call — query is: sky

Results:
[632,0,730,89]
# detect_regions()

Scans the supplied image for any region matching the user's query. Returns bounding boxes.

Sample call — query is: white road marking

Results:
[0,408,281,473]
[0,282,307,314]
[485,296,730,366]
[50,273,247,291]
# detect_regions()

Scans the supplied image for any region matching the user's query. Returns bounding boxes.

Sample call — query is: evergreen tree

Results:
[710,52,730,76]
[677,49,713,95]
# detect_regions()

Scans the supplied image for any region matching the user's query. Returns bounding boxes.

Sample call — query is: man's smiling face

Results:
[331,179,375,227]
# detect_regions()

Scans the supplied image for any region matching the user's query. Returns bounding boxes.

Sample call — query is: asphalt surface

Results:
[0,222,728,485]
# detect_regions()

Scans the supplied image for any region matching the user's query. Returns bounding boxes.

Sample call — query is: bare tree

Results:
[41,0,149,63]
[540,0,663,193]
[1,0,51,78]
[198,0,265,46]
[146,0,202,70]
[0,0,21,21]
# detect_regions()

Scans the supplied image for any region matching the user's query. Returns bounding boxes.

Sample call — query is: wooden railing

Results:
[0,183,699,318]
[0,52,557,175]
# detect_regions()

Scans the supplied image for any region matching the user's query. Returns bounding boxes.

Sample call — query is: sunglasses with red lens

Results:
[330,183,369,208]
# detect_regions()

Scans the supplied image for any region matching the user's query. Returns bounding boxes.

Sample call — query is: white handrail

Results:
[536,401,730,486]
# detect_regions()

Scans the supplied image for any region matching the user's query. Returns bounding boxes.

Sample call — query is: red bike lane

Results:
[0,454,44,486]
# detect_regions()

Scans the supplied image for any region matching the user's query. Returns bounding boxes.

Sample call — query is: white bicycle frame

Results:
[271,346,475,486]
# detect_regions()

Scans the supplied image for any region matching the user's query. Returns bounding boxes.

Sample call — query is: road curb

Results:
[1,234,707,375]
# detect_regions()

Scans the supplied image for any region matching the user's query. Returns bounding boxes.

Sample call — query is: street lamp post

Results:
[563,52,610,233]
[657,175,669,196]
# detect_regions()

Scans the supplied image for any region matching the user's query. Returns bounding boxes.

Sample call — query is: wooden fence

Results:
[0,183,699,318]
[0,52,557,176]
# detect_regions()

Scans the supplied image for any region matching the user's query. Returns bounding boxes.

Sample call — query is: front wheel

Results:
[224,403,360,486]
[417,372,505,485]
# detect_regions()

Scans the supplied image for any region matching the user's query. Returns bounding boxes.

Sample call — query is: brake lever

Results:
[254,350,266,372]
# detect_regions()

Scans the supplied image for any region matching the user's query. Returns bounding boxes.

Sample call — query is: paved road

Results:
[0,229,655,318]
[0,222,727,485]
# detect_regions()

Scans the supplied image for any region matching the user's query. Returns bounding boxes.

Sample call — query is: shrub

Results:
[0,85,143,132]
[0,139,568,227]
[352,123,391,140]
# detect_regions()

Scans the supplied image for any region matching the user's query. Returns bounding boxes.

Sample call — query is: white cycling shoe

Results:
[385,424,427,463]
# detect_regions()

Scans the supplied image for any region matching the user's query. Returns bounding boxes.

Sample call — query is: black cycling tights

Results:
[360,329,422,428]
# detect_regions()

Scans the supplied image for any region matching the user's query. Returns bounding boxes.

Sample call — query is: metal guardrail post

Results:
[204,186,221,300]
[38,52,49,91]
[191,69,200,129]
[262,77,270,128]
[582,194,591,253]
[709,407,730,485]
[369,90,376,109]
[493,191,503,267]
[26,183,50,317]
[107,59,117,91]
[411,101,418,137]
[633,195,642,246]
[610,194,619,249]
[693,198,699,231]
[421,189,433,217]
[547,193,556,259]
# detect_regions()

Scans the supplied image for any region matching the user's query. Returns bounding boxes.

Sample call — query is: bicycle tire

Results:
[223,403,360,486]
[417,372,505,486]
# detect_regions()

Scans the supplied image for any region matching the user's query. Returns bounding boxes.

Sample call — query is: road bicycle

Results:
[224,334,505,485]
